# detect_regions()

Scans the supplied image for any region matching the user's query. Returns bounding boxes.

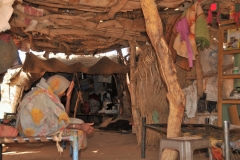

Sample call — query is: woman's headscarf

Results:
[46,75,70,96]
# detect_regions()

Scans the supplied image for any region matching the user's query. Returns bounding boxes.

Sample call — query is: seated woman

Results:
[16,75,93,151]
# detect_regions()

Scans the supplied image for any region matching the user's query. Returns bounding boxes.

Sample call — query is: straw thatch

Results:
[134,43,196,146]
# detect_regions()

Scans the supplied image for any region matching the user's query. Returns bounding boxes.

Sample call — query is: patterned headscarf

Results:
[46,75,70,96]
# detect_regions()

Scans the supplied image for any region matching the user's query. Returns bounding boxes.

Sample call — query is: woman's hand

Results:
[66,123,94,134]
[81,123,94,134]
[66,81,74,99]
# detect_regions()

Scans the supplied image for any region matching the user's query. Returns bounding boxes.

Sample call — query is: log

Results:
[128,40,141,141]
[140,0,185,160]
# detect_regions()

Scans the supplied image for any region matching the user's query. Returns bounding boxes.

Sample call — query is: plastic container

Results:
[233,67,239,74]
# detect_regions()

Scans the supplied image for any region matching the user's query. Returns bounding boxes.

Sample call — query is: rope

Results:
[52,131,63,155]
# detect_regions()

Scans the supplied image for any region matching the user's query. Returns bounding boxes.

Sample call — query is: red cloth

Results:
[0,124,18,137]
[89,93,100,101]
[207,3,219,25]
[211,146,224,160]
[207,9,213,24]
[210,3,217,11]
[83,102,90,114]
[0,33,10,43]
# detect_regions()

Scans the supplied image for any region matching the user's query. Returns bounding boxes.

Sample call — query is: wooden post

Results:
[195,51,203,99]
[140,0,185,159]
[128,40,141,140]
[116,48,132,116]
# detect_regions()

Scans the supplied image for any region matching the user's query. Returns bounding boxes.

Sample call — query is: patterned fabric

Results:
[16,75,70,137]
[47,75,70,97]
[173,2,200,67]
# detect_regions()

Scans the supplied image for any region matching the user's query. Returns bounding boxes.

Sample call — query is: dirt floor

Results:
[2,129,159,160]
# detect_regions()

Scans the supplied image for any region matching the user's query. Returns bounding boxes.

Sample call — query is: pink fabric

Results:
[176,17,193,67]
[207,9,213,24]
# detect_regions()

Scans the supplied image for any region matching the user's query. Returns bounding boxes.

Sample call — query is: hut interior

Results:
[1,0,240,159]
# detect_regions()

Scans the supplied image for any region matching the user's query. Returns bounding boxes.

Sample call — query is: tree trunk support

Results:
[128,40,141,143]
[140,0,186,159]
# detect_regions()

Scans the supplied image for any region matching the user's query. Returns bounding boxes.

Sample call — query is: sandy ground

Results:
[2,130,159,160]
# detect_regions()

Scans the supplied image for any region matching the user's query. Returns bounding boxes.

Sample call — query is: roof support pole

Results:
[128,40,141,143]
[140,0,186,160]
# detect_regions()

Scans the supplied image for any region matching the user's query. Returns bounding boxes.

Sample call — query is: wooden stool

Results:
[159,137,212,160]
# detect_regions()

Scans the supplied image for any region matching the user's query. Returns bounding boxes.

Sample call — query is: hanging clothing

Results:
[174,2,209,67]
[174,17,194,67]
[98,75,112,83]
[183,81,197,118]
[195,2,210,51]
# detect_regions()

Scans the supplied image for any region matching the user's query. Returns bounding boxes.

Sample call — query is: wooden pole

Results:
[128,40,141,141]
[117,48,132,116]
[140,0,185,159]
[195,51,204,99]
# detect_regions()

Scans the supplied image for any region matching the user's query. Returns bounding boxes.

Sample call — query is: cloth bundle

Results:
[173,2,210,68]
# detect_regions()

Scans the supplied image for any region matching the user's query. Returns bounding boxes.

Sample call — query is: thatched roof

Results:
[0,0,234,83]
[5,0,234,56]
[0,0,234,88]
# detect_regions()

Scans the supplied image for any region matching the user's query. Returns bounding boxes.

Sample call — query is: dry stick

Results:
[73,98,81,118]
[25,32,38,51]
[73,73,83,118]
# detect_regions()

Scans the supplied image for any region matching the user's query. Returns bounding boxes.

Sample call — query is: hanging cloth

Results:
[206,3,220,25]
[234,4,240,26]
[175,17,194,67]
[173,2,199,68]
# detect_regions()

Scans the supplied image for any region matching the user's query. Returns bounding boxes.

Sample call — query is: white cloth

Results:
[200,44,233,101]
[98,75,112,83]
[183,81,197,118]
